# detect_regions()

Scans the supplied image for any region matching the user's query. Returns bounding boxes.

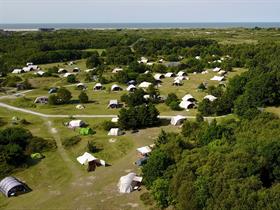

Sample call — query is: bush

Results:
[48,94,58,105]
[26,137,56,153]
[62,136,81,148]
[79,91,89,103]
[169,101,181,111]
[67,75,77,83]
[56,87,72,104]
[87,140,102,153]
[101,121,117,131]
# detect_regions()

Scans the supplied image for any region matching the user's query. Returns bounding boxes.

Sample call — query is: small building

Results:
[34,96,48,104]
[0,177,30,197]
[93,83,102,90]
[76,83,87,90]
[170,115,186,126]
[177,71,187,77]
[58,68,67,74]
[154,73,165,80]
[108,100,119,109]
[112,68,123,74]
[68,120,86,128]
[165,72,175,78]
[108,128,122,136]
[111,84,122,91]
[118,173,143,193]
[138,81,152,89]
[211,76,224,82]
[126,84,136,92]
[182,94,196,102]
[73,67,80,72]
[12,69,24,74]
[204,95,217,102]
[179,101,195,110]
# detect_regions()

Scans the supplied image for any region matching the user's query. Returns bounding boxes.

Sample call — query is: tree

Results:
[120,89,146,107]
[86,51,101,68]
[78,91,89,103]
[48,94,58,105]
[67,75,77,83]
[56,87,72,104]
[151,178,171,208]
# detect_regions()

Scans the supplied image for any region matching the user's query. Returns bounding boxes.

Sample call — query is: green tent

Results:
[31,153,44,159]
[79,127,95,135]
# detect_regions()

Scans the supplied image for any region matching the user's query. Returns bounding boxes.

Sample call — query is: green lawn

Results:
[0,107,180,210]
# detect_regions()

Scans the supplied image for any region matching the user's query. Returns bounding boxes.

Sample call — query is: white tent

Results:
[58,68,67,73]
[68,120,85,128]
[76,83,87,89]
[177,71,187,77]
[138,82,152,89]
[138,57,148,64]
[63,73,75,78]
[34,70,45,76]
[118,173,143,193]
[12,69,24,74]
[218,70,226,75]
[165,72,175,78]
[126,84,136,92]
[179,101,194,109]
[77,152,97,165]
[137,146,152,155]
[111,84,122,91]
[112,68,123,73]
[204,95,217,102]
[182,94,195,102]
[213,67,221,72]
[211,76,224,81]
[154,73,165,80]
[93,83,102,90]
[108,100,119,108]
[76,104,85,109]
[73,67,80,72]
[195,56,201,60]
[170,115,186,125]
[108,128,122,136]
[111,117,119,123]
[173,79,183,86]
[144,70,150,74]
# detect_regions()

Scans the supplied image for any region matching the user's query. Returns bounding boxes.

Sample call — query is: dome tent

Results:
[117,173,143,193]
[0,177,30,197]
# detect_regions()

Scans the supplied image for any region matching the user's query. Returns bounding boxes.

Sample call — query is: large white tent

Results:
[108,128,122,136]
[211,76,224,81]
[138,82,152,89]
[118,173,143,193]
[204,95,217,102]
[137,146,152,156]
[179,101,194,110]
[170,115,186,125]
[182,94,195,102]
[68,120,85,128]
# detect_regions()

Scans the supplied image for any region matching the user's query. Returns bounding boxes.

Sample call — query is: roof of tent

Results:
[0,177,25,197]
[108,128,121,136]
[204,95,217,102]
[69,120,85,128]
[126,85,136,91]
[179,101,194,109]
[165,72,175,77]
[137,146,152,155]
[118,173,136,193]
[111,84,121,90]
[211,76,224,81]
[77,152,97,165]
[170,115,186,125]
[138,82,152,88]
[182,94,195,102]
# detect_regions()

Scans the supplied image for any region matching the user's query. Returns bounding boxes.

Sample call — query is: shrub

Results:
[26,137,56,153]
[140,192,155,206]
[48,94,58,105]
[79,91,89,103]
[101,121,117,131]
[169,101,181,111]
[87,140,102,153]
[62,136,81,148]
[67,75,77,83]
[12,97,36,108]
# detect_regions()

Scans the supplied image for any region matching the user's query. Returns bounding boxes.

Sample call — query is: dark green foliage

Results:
[140,192,155,206]
[165,93,182,111]
[3,75,22,87]
[48,94,58,105]
[0,127,54,177]
[78,91,89,103]
[136,73,156,84]
[121,89,146,107]
[86,51,101,68]
[87,140,102,153]
[56,87,72,104]
[118,103,160,130]
[62,136,81,148]
[101,121,117,131]
[66,74,77,83]
[106,46,135,65]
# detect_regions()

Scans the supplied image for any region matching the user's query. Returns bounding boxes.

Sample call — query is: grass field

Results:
[0,106,181,210]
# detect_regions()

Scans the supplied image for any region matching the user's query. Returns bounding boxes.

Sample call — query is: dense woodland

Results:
[1,29,280,208]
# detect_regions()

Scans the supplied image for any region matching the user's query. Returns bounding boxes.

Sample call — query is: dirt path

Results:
[45,120,82,178]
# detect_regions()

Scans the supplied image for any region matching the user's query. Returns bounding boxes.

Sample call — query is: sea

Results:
[1,22,280,30]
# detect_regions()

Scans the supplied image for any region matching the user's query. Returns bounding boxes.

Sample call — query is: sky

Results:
[0,0,280,23]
